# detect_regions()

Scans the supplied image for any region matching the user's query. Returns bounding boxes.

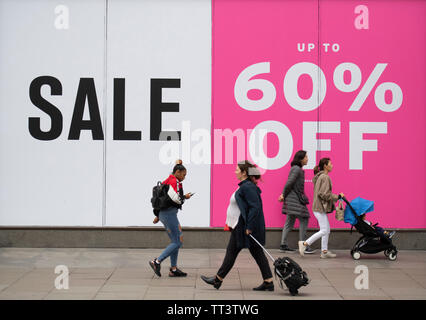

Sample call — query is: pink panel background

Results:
[211,0,426,229]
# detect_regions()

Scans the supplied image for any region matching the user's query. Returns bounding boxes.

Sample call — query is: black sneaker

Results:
[149,259,161,277]
[201,275,223,289]
[304,246,316,254]
[279,245,296,253]
[169,268,187,277]
[253,281,274,291]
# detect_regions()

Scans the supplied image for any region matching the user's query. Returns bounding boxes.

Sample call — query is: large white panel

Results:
[106,0,211,226]
[0,0,105,225]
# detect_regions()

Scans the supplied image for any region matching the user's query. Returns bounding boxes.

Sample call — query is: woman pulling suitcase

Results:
[201,160,274,291]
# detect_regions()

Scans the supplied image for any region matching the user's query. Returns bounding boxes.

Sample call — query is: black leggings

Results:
[217,228,273,280]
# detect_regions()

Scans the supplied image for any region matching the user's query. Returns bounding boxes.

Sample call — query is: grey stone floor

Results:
[0,248,425,300]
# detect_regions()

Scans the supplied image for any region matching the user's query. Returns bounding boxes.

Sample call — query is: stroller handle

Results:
[340,196,360,222]
[340,195,351,207]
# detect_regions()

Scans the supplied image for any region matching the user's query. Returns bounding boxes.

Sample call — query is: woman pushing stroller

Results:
[298,157,344,258]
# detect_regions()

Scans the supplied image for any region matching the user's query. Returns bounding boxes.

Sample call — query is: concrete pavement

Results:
[0,247,425,300]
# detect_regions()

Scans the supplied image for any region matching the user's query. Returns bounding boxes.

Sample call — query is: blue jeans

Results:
[157,207,182,267]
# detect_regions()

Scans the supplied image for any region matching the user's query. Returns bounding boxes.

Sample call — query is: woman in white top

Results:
[225,191,240,230]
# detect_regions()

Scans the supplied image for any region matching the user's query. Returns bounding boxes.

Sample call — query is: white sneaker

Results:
[298,241,306,256]
[320,251,337,259]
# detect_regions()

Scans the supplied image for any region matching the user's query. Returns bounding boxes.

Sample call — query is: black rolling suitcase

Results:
[249,234,309,296]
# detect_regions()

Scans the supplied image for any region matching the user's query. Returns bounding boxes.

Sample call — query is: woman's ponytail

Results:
[172,159,186,173]
[313,165,320,175]
[314,157,331,175]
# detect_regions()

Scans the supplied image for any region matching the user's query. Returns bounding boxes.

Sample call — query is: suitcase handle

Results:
[249,234,276,263]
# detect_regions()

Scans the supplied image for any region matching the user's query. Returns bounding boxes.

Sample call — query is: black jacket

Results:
[281,166,310,218]
[234,179,266,249]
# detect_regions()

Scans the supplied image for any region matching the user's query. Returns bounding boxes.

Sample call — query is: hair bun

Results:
[176,159,183,165]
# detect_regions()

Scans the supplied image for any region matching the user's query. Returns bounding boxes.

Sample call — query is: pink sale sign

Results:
[211,0,426,228]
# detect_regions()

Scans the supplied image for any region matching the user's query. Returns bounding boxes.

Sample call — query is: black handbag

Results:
[294,188,309,205]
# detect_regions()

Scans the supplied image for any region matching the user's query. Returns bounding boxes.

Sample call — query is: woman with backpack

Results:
[298,157,344,258]
[278,150,315,254]
[149,160,194,277]
[201,160,274,291]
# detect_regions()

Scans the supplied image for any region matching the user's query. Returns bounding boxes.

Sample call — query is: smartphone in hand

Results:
[185,192,195,199]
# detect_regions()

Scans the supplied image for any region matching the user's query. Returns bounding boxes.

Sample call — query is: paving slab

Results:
[0,291,49,300]
[44,292,98,300]
[94,292,146,300]
[0,248,425,300]
[98,284,148,293]
[144,286,195,300]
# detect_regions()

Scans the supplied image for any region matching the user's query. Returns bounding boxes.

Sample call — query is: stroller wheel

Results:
[384,249,391,257]
[388,251,397,261]
[352,251,361,260]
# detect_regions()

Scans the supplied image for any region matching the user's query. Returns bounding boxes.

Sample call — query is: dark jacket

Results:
[234,179,266,249]
[281,166,310,218]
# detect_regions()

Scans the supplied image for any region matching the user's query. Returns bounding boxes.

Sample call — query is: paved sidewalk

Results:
[0,248,425,300]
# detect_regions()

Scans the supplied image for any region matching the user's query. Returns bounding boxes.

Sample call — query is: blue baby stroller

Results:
[342,196,398,261]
